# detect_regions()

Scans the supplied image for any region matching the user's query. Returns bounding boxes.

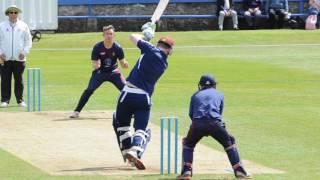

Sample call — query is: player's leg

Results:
[0,62,13,106]
[268,8,277,28]
[112,112,128,162]
[244,11,253,27]
[115,91,134,162]
[209,122,250,179]
[218,10,226,30]
[70,71,104,118]
[109,69,126,91]
[12,61,26,104]
[126,93,151,170]
[253,10,262,29]
[178,121,206,179]
[230,10,239,29]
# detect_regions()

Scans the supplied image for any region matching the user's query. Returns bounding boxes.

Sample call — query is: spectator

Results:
[243,0,262,29]
[268,0,291,28]
[217,0,239,30]
[308,0,320,17]
[0,5,32,108]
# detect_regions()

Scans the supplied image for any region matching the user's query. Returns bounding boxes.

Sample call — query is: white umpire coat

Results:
[0,19,32,62]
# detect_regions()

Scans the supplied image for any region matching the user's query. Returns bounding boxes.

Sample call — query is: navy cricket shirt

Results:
[189,88,224,122]
[127,40,168,96]
[91,41,124,73]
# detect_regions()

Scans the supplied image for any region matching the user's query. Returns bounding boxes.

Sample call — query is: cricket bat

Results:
[151,0,170,24]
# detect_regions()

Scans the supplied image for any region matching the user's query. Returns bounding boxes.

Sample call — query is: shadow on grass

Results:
[52,117,112,121]
[60,166,135,172]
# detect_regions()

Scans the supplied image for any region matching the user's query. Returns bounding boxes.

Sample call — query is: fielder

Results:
[112,22,174,170]
[70,25,128,118]
[177,74,250,179]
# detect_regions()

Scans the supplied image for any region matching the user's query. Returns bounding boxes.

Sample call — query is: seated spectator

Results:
[268,0,291,28]
[217,0,239,30]
[308,0,320,17]
[243,0,262,29]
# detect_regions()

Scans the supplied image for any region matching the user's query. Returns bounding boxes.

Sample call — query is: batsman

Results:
[177,74,251,180]
[112,22,174,170]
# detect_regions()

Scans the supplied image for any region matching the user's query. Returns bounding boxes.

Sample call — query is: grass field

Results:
[0,30,320,180]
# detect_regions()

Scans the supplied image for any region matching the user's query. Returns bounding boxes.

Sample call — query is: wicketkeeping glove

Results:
[141,22,156,42]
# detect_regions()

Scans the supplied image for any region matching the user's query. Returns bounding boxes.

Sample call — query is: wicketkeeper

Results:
[177,74,250,180]
[112,22,174,170]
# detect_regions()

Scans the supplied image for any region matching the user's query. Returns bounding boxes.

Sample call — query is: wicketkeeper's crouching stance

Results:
[177,74,251,180]
[113,22,174,170]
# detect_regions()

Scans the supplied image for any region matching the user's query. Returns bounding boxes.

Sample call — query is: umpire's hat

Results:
[198,74,216,89]
[5,5,22,16]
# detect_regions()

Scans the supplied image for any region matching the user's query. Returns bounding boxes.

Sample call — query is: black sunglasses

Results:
[9,12,18,14]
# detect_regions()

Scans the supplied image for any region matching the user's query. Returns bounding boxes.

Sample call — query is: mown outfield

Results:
[0,30,320,180]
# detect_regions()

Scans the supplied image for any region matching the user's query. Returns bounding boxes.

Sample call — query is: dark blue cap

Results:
[199,74,216,87]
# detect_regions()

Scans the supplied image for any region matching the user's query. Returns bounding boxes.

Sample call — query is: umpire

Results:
[0,5,32,108]
[177,74,250,180]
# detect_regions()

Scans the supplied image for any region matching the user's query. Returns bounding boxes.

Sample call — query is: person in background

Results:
[0,5,32,108]
[308,0,320,18]
[268,0,291,28]
[217,0,239,30]
[243,0,262,29]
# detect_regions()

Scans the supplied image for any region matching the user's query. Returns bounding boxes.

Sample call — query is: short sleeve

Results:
[116,45,125,60]
[91,44,99,61]
[137,40,155,53]
[220,95,224,115]
[189,95,194,119]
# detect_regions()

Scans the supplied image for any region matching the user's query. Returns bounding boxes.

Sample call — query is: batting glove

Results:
[141,22,156,42]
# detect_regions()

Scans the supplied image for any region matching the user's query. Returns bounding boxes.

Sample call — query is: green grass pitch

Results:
[0,30,320,180]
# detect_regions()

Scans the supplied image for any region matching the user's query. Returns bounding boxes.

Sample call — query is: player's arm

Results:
[91,44,100,70]
[119,58,128,69]
[220,96,224,115]
[0,30,5,65]
[189,96,194,120]
[309,0,315,5]
[116,45,128,69]
[92,59,101,70]
[130,34,155,54]
[130,34,144,46]
[313,0,320,8]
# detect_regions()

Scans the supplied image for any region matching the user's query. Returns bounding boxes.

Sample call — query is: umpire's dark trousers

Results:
[1,61,26,104]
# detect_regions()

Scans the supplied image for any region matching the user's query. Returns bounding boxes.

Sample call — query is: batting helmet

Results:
[158,36,175,48]
[198,74,216,90]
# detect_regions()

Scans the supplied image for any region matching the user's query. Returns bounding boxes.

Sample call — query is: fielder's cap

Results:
[158,36,175,48]
[199,74,217,87]
[5,5,22,16]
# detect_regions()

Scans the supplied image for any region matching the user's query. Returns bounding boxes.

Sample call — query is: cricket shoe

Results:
[18,101,27,107]
[69,111,80,118]
[177,170,192,180]
[0,102,8,108]
[234,166,251,179]
[125,150,146,170]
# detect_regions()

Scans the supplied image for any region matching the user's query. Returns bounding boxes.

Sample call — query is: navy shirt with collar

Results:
[127,40,168,96]
[91,41,124,73]
[189,88,224,122]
